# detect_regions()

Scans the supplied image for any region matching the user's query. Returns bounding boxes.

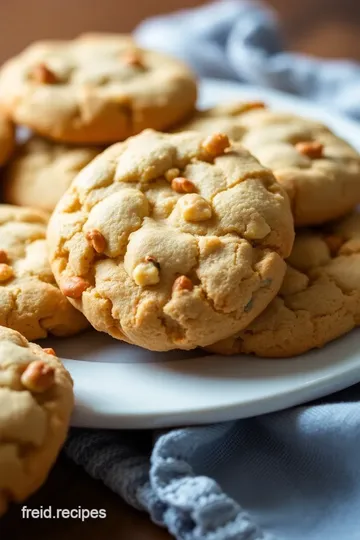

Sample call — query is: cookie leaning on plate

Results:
[3,137,101,212]
[0,326,73,516]
[47,129,294,351]
[177,103,360,226]
[0,34,197,144]
[0,204,87,340]
[207,212,360,357]
[0,111,15,166]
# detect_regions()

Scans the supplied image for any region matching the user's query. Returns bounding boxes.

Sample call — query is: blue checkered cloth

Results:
[66,2,360,538]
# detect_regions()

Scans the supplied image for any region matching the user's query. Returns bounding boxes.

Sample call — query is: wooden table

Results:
[2,1,360,538]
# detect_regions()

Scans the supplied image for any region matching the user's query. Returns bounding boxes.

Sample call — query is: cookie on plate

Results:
[207,212,360,357]
[0,205,87,340]
[0,34,197,144]
[3,137,100,212]
[0,326,73,516]
[47,129,294,351]
[0,111,15,166]
[177,103,360,226]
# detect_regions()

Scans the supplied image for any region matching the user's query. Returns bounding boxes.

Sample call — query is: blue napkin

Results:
[66,2,360,539]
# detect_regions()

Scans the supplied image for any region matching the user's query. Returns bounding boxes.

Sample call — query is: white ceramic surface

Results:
[43,78,360,429]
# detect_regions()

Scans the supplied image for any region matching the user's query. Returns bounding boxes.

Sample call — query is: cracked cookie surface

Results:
[3,137,100,212]
[47,129,294,351]
[0,111,15,166]
[0,326,73,516]
[207,212,360,357]
[176,103,360,226]
[0,34,197,144]
[0,204,88,340]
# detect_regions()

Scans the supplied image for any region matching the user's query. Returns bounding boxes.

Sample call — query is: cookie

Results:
[47,129,294,351]
[0,111,15,166]
[207,212,360,357]
[177,103,360,226]
[0,204,88,340]
[0,34,197,144]
[3,137,100,212]
[0,326,73,516]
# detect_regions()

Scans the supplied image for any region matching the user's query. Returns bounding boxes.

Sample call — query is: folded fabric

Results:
[66,2,360,539]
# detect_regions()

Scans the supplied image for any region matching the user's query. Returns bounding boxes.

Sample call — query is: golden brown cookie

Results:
[0,34,197,144]
[0,111,15,166]
[3,137,100,212]
[0,204,88,340]
[0,326,73,516]
[177,103,360,226]
[207,212,360,357]
[47,129,294,351]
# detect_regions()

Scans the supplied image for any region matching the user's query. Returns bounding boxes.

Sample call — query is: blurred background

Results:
[1,0,360,64]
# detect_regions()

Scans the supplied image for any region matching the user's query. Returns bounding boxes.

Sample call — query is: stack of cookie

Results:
[1,33,360,514]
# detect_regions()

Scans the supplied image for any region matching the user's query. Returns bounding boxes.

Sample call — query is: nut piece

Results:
[295,141,323,159]
[21,360,55,393]
[0,250,8,264]
[165,168,180,182]
[60,276,90,298]
[0,263,13,282]
[86,229,106,253]
[324,234,344,256]
[245,219,271,240]
[172,275,193,293]
[43,347,56,356]
[171,177,196,194]
[133,261,160,286]
[123,51,144,68]
[179,194,212,222]
[31,63,58,84]
[201,133,230,158]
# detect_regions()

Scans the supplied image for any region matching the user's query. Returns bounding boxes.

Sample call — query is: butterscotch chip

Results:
[171,177,196,194]
[21,360,55,393]
[85,229,106,253]
[0,35,197,143]
[43,347,56,356]
[0,264,13,282]
[172,275,193,292]
[31,63,58,84]
[207,212,360,358]
[201,133,230,158]
[0,325,74,516]
[0,250,8,264]
[295,141,323,159]
[47,130,293,351]
[60,276,90,298]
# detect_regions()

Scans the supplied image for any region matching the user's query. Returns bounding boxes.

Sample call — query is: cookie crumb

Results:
[86,229,107,253]
[179,194,212,222]
[133,261,160,286]
[60,276,90,298]
[172,275,193,293]
[21,360,55,393]
[0,263,13,282]
[201,133,230,158]
[295,141,323,159]
[171,177,196,194]
[31,63,58,84]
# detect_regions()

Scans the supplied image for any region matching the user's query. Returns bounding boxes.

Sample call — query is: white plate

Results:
[44,78,360,429]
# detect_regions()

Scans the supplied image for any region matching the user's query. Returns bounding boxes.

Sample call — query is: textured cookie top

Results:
[3,137,100,212]
[0,35,197,143]
[208,212,360,357]
[0,326,73,516]
[48,129,294,351]
[0,205,87,340]
[177,103,360,226]
[0,111,15,166]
